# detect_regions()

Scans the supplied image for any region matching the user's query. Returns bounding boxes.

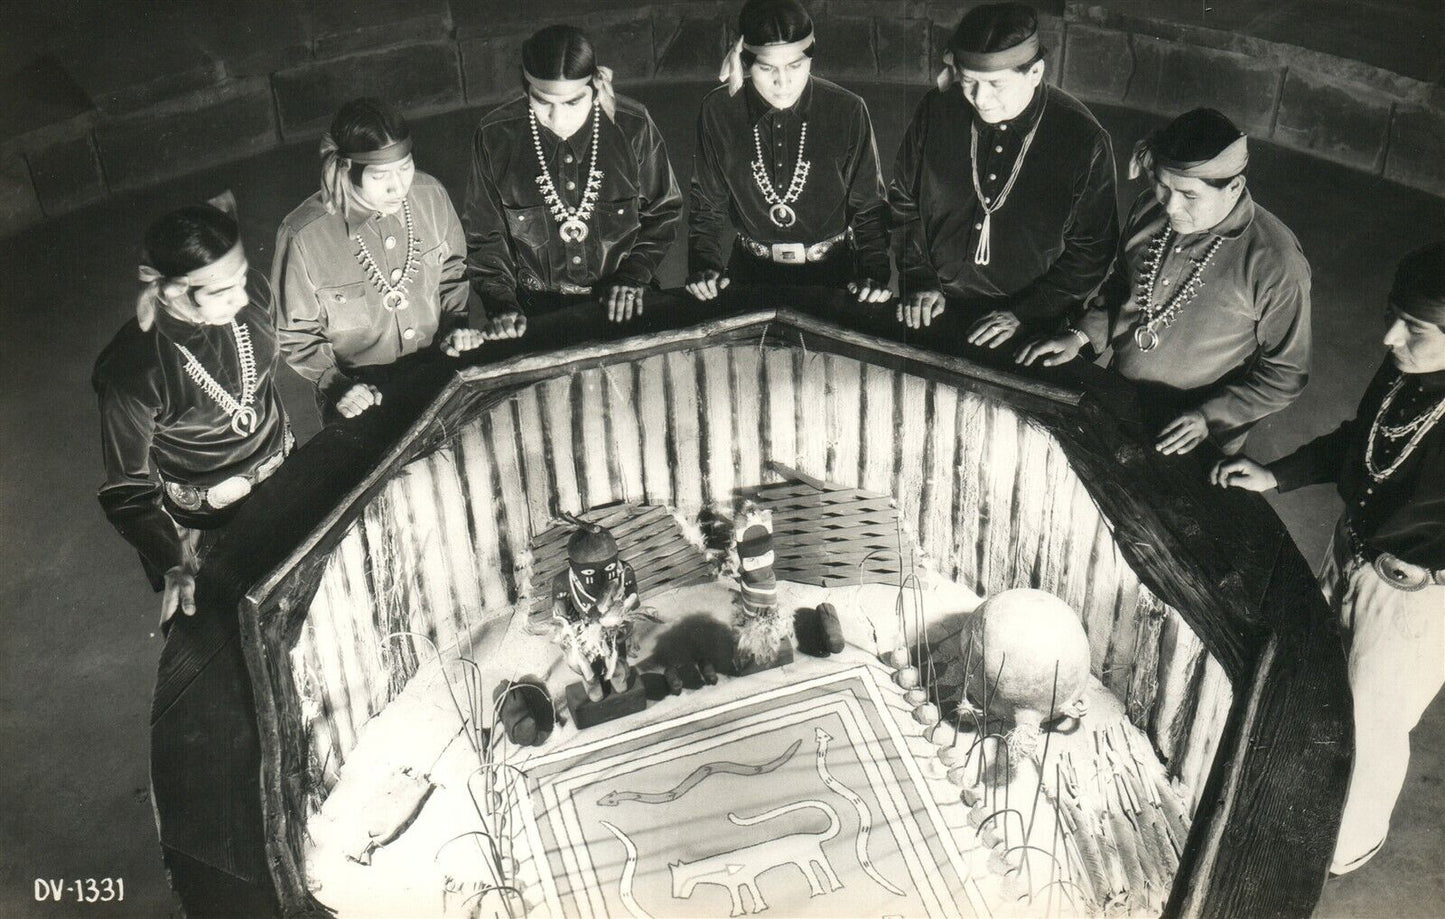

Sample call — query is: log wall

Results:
[292,341,1232,808]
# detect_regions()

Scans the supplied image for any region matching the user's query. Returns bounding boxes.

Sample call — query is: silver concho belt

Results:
[163,429,292,513]
[738,230,848,264]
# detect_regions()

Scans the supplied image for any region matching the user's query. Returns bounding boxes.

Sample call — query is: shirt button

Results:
[995,145,1004,153]
[384,236,397,250]
[563,154,574,164]
[988,173,997,180]
[1174,246,1183,253]
[571,256,582,265]
[566,180,576,190]
[1000,124,1008,131]
[1162,278,1171,285]
[390,267,403,282]
[402,328,416,341]
[617,207,625,215]
[983,196,992,204]
[974,223,982,230]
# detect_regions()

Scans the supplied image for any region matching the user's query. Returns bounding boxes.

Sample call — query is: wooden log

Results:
[951,393,987,590]
[540,374,582,515]
[765,345,798,472]
[730,344,765,489]
[1179,653,1234,814]
[980,400,1019,597]
[700,347,736,505]
[920,382,957,562]
[1009,417,1053,590]
[896,372,929,546]
[482,404,532,600]
[413,447,485,651]
[636,354,672,505]
[1153,609,1207,763]
[454,428,509,618]
[824,353,861,487]
[666,350,703,511]
[513,389,555,537]
[860,363,896,496]
[1060,476,1101,625]
[796,347,829,479]
[577,368,616,510]
[602,363,645,504]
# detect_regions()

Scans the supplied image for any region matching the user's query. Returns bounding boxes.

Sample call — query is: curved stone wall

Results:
[2,0,1440,238]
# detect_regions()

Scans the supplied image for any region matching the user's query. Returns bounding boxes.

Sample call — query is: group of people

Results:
[92,0,1441,881]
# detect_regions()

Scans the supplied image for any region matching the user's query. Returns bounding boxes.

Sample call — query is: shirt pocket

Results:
[504,205,550,252]
[595,198,639,251]
[316,281,373,332]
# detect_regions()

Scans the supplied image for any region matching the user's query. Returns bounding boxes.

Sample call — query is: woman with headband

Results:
[686,0,890,304]
[273,98,486,420]
[94,198,291,629]
[463,25,682,330]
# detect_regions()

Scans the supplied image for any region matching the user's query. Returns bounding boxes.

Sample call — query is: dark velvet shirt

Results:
[94,294,288,586]
[463,94,682,316]
[888,83,1119,325]
[1270,362,1445,569]
[689,77,890,281]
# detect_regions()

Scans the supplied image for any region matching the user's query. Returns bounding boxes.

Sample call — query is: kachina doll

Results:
[732,503,794,670]
[545,514,644,701]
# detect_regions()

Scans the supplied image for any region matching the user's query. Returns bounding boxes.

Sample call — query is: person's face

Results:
[958,61,1043,124]
[748,45,812,110]
[1152,171,1244,235]
[352,155,415,216]
[529,83,594,140]
[166,249,250,325]
[1383,305,1445,374]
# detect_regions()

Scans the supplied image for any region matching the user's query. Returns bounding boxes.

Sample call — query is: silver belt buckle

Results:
[205,475,253,509]
[1373,552,1431,591]
[770,243,806,264]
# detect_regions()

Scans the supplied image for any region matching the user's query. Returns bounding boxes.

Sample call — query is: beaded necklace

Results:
[1131,228,1225,352]
[531,101,604,243]
[352,199,419,312]
[968,93,1046,266]
[174,320,259,437]
[751,120,810,228]
[1364,375,1445,482]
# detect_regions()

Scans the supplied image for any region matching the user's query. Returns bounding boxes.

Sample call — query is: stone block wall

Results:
[1,0,1441,238]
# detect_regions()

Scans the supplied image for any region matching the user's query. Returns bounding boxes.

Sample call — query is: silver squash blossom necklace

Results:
[175,320,258,436]
[531,101,604,243]
[1132,228,1225,353]
[751,121,810,228]
[352,198,419,312]
[1365,376,1445,482]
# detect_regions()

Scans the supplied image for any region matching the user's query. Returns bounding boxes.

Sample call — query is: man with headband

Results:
[96,197,290,628]
[1211,242,1445,875]
[890,2,1118,348]
[686,0,891,305]
[273,98,485,420]
[463,25,682,332]
[1022,107,1312,456]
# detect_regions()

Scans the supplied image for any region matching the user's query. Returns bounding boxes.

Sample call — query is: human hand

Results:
[685,269,730,301]
[602,283,645,322]
[898,290,945,328]
[1210,457,1277,491]
[484,310,527,340]
[1017,332,1085,367]
[847,277,892,304]
[441,326,486,356]
[1156,410,1209,455]
[967,309,1022,349]
[335,383,383,418]
[160,565,197,628]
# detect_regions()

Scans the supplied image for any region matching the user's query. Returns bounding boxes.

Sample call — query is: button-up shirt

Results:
[94,296,288,587]
[463,94,682,315]
[1269,363,1445,569]
[272,172,475,398]
[889,84,1119,324]
[689,77,889,281]
[1078,189,1312,452]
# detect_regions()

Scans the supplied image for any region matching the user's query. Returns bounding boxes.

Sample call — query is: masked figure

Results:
[545,515,643,701]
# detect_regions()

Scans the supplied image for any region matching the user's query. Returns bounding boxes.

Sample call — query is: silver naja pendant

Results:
[1134,325,1161,353]
[231,406,259,437]
[382,289,408,312]
[768,203,797,228]
[560,217,589,242]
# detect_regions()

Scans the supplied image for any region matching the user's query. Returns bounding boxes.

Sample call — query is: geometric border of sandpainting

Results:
[513,665,991,918]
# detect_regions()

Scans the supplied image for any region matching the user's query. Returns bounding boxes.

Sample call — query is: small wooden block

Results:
[565,677,647,730]
[733,640,795,677]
